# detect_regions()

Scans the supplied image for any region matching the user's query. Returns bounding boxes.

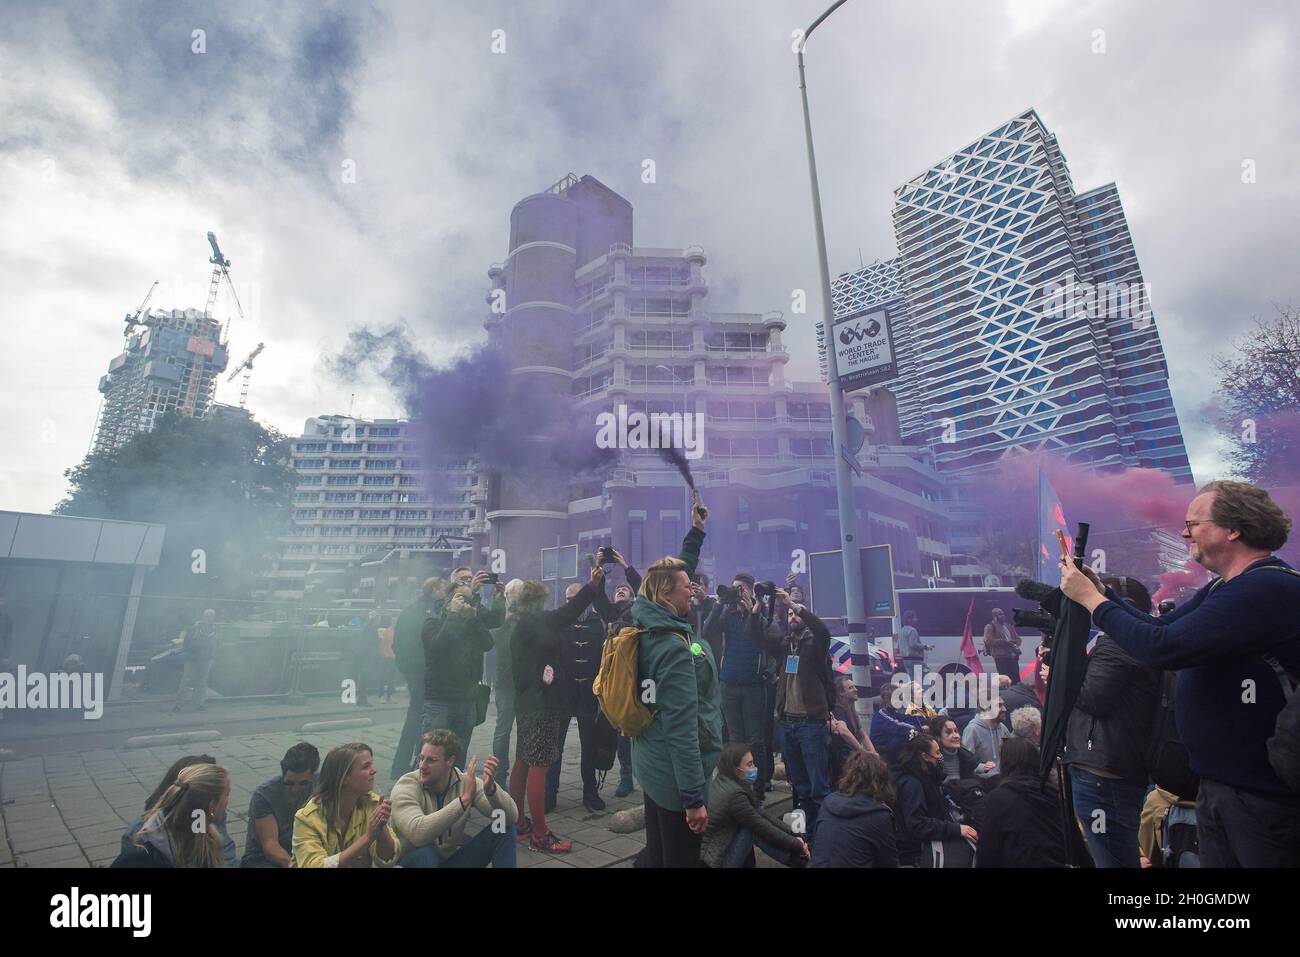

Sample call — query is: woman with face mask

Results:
[893,733,978,866]
[700,742,809,868]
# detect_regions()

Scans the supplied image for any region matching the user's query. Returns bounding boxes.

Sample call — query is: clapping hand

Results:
[460,757,478,807]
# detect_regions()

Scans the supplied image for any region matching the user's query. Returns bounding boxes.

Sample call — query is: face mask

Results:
[743,767,759,784]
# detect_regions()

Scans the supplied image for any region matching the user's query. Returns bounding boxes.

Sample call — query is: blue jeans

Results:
[723,826,794,868]
[402,824,517,869]
[392,672,425,778]
[1070,766,1145,868]
[617,734,633,783]
[779,718,830,845]
[419,698,477,770]
[492,685,515,771]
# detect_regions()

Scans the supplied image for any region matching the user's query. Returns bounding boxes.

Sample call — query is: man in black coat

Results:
[546,582,609,813]
[390,578,444,779]
[1062,576,1159,868]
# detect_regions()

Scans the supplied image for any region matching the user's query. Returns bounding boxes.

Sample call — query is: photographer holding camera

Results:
[756,586,836,843]
[1058,480,1300,867]
[418,579,500,776]
[703,574,776,803]
[591,546,642,630]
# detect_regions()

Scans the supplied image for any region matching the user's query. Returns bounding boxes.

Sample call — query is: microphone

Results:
[1015,579,1057,603]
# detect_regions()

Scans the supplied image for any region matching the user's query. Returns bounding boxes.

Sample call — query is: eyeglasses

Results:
[1183,520,1213,533]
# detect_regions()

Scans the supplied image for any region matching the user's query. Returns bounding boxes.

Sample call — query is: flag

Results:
[1037,466,1073,585]
[959,597,983,675]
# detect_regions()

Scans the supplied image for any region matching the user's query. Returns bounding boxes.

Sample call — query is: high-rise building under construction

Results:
[92,308,230,456]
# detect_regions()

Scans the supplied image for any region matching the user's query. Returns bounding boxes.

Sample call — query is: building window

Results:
[628,521,644,568]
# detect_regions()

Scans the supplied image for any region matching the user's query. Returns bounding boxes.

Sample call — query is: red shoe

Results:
[528,831,572,853]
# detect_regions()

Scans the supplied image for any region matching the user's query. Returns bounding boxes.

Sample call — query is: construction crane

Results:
[204,231,247,345]
[122,280,159,338]
[226,342,265,408]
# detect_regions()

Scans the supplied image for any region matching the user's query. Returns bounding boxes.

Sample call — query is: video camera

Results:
[753,581,777,601]
[1013,607,1056,634]
[716,584,742,605]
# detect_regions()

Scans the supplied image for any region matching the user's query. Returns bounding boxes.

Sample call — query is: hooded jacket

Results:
[700,770,803,868]
[893,761,961,865]
[810,792,899,868]
[629,526,723,812]
[975,775,1084,867]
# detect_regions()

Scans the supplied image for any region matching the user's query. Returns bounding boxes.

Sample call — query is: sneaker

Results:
[528,831,572,854]
[614,778,634,798]
[583,791,606,812]
[516,816,533,841]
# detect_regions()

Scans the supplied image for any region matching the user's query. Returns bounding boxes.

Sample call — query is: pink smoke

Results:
[1151,560,1213,606]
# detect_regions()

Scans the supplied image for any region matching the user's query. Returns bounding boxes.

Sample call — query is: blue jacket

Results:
[810,792,898,868]
[869,708,927,765]
[708,605,764,686]
[1093,557,1300,800]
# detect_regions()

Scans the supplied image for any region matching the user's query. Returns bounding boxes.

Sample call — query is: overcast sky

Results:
[2,0,1296,513]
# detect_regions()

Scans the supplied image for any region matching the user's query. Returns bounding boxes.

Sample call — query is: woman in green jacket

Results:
[631,490,724,868]
[701,743,808,868]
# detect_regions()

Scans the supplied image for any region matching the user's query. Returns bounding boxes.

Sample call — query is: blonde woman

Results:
[631,490,723,868]
[112,763,231,868]
[292,742,400,867]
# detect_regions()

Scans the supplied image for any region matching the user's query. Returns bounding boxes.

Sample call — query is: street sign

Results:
[832,307,897,393]
[808,544,897,620]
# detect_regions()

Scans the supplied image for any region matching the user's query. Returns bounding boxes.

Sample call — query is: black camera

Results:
[754,581,776,600]
[1013,607,1056,634]
[597,546,617,565]
[466,593,483,608]
[1158,599,1175,616]
[716,584,741,604]
[483,573,500,585]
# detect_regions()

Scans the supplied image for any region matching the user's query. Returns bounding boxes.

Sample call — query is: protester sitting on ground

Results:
[893,733,975,867]
[811,749,899,868]
[975,737,1089,868]
[927,715,984,782]
[508,568,602,854]
[292,742,399,868]
[1009,706,1042,746]
[391,730,518,868]
[1061,575,1160,869]
[830,673,877,786]
[961,696,1008,779]
[122,754,236,866]
[632,491,723,869]
[869,681,929,765]
[240,742,320,868]
[700,743,808,868]
[113,763,231,868]
[999,668,1044,729]
[1059,480,1300,867]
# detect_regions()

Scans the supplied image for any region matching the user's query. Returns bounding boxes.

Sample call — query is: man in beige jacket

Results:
[391,729,519,867]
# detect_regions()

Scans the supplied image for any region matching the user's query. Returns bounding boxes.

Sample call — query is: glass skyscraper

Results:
[832,109,1192,481]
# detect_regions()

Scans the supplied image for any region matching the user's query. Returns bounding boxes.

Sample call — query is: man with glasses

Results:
[241,742,320,868]
[391,729,518,868]
[1060,480,1300,868]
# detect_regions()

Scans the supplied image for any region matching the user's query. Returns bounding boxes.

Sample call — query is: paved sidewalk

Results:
[0,692,794,868]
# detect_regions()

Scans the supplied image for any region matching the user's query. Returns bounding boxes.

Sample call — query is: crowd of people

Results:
[109,480,1298,868]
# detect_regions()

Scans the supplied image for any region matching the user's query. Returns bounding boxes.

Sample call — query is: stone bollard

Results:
[608,803,646,834]
[125,730,222,750]
[299,717,374,733]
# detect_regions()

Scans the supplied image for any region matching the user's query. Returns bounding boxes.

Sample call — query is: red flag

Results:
[960,597,983,675]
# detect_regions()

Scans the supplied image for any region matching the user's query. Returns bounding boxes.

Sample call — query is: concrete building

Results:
[92,308,230,456]
[268,415,484,602]
[476,174,956,602]
[829,109,1192,482]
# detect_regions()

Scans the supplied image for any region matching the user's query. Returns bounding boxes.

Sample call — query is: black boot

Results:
[583,789,606,812]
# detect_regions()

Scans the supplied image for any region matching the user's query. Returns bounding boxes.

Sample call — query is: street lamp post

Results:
[796,1,870,679]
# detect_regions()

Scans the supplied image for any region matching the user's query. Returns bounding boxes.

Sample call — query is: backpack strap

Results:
[1211,563,1300,696]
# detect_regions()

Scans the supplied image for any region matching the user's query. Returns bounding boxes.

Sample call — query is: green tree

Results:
[57,412,294,634]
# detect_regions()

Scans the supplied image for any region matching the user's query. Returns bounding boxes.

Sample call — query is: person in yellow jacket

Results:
[292,742,401,868]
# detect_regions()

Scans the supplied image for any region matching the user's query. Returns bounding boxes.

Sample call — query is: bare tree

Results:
[1214,304,1300,484]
